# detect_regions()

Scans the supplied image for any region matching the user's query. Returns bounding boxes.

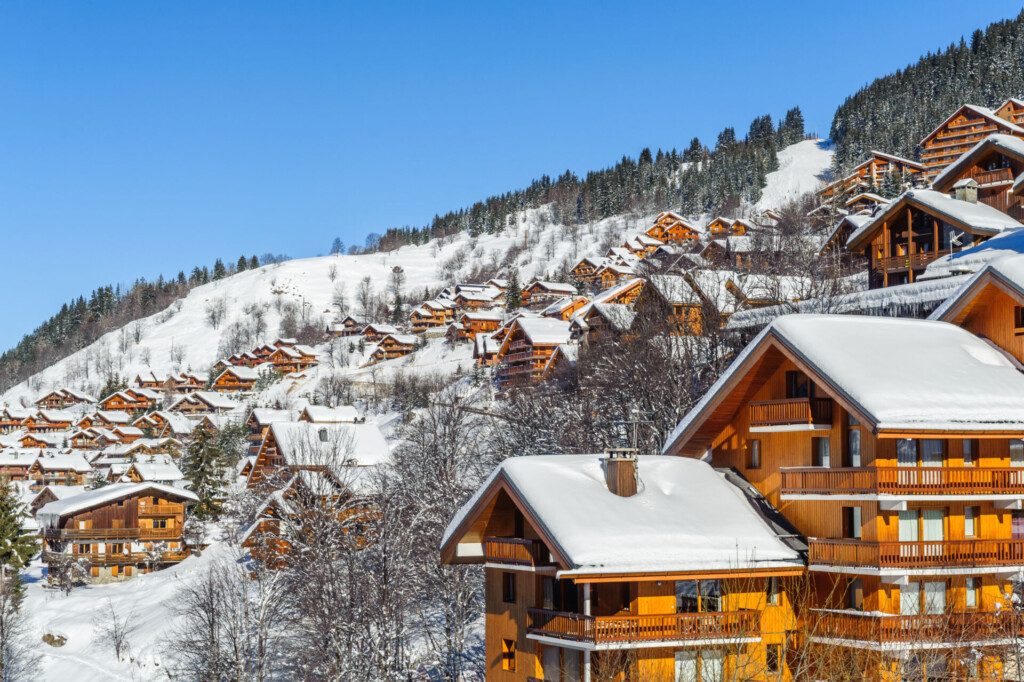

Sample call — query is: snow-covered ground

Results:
[755,139,833,211]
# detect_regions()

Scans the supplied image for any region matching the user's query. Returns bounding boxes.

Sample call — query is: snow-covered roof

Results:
[363,322,399,334]
[846,189,1023,250]
[589,303,636,332]
[0,450,38,467]
[647,274,700,305]
[31,452,91,472]
[443,455,802,575]
[37,483,198,527]
[460,310,503,322]
[127,454,184,482]
[541,295,587,317]
[667,315,1024,451]
[93,410,131,424]
[930,253,1024,322]
[300,405,364,424]
[932,134,1024,191]
[843,192,888,207]
[248,408,294,426]
[528,280,577,295]
[268,421,389,468]
[513,317,572,346]
[921,227,1024,280]
[379,333,419,346]
[921,105,1024,146]
[217,366,260,381]
[30,485,87,508]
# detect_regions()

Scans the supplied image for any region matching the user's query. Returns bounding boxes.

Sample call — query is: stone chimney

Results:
[603,450,638,497]
[953,178,979,204]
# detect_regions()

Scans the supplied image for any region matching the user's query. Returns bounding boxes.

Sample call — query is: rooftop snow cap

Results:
[602,450,638,497]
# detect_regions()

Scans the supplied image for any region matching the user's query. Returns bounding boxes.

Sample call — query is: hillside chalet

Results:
[455,311,502,340]
[410,300,456,333]
[360,323,399,342]
[441,454,803,681]
[35,388,96,409]
[931,134,1024,221]
[269,344,318,374]
[326,315,368,337]
[845,188,1023,288]
[521,281,577,307]
[494,317,572,389]
[662,314,1024,678]
[38,483,198,580]
[570,257,605,286]
[646,211,700,244]
[368,333,419,364]
[211,366,259,392]
[819,151,926,203]
[919,100,1024,177]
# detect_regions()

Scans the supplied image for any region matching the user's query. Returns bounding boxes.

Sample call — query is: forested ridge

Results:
[831,9,1024,172]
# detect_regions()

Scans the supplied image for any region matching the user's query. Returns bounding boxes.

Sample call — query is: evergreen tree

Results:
[330,237,344,254]
[236,256,248,272]
[98,373,127,399]
[0,483,36,574]
[249,255,259,269]
[505,269,522,311]
[682,137,704,163]
[182,427,227,519]
[212,259,227,280]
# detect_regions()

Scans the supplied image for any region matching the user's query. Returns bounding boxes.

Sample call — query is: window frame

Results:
[502,572,516,604]
[747,439,761,470]
[500,639,516,672]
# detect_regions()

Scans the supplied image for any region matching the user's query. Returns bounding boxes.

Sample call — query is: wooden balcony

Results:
[138,527,182,540]
[809,538,1024,569]
[749,398,832,429]
[873,249,951,274]
[138,504,182,516]
[527,608,760,645]
[483,537,551,567]
[44,527,140,540]
[781,466,1024,497]
[970,167,1014,186]
[810,610,1014,645]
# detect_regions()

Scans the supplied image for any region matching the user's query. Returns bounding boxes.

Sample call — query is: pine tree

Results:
[330,237,344,255]
[182,428,227,520]
[0,484,36,574]
[505,268,522,311]
[249,255,260,269]
[236,256,248,272]
[212,259,227,280]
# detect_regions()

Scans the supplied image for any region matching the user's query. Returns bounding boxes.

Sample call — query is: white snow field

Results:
[755,139,833,211]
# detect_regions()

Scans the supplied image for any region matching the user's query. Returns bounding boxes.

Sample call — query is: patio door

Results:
[921,509,944,558]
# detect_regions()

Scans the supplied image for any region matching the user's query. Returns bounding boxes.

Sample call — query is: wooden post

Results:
[882,220,890,288]
[583,583,592,682]
[906,208,915,283]
[933,218,940,255]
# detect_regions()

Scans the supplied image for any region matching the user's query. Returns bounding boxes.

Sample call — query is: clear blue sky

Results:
[0,2,1020,351]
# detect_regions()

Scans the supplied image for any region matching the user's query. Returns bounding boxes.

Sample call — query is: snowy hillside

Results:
[755,139,833,211]
[1,140,828,408]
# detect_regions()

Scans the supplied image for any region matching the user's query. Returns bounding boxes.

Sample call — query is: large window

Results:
[966,577,980,609]
[965,506,979,538]
[747,439,761,470]
[842,506,862,540]
[675,650,724,682]
[963,439,978,466]
[901,581,946,615]
[676,580,721,613]
[813,437,830,468]
[502,572,516,604]
[847,578,864,610]
[846,424,861,468]
[785,371,813,399]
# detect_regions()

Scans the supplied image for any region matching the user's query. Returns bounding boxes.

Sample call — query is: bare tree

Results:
[356,277,375,321]
[0,578,40,680]
[93,599,135,662]
[205,298,228,330]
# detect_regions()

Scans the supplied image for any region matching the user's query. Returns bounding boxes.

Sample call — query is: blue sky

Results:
[0,2,1020,351]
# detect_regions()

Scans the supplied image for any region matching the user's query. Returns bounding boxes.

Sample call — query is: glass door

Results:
[899,510,920,560]
[921,509,944,559]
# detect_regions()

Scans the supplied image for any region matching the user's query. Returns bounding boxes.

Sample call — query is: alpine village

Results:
[11,7,1024,682]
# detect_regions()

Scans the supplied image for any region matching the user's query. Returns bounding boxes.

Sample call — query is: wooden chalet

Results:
[29,484,87,515]
[28,453,92,488]
[410,300,456,333]
[572,302,636,345]
[123,454,184,485]
[931,133,1024,221]
[133,370,169,390]
[622,234,663,258]
[920,101,1024,177]
[494,317,572,389]
[594,263,636,290]
[326,315,368,338]
[245,408,294,455]
[817,213,873,257]
[454,287,503,310]
[455,311,502,341]
[367,333,419,365]
[662,314,1024,678]
[633,275,707,335]
[247,420,386,489]
[473,332,501,367]
[167,371,208,393]
[843,192,889,214]
[0,450,39,481]
[360,323,399,343]
[167,391,238,415]
[441,454,803,681]
[19,433,66,449]
[78,410,132,430]
[486,278,509,293]
[646,212,700,244]
[521,281,577,308]
[35,388,95,409]
[570,257,605,286]
[23,409,75,433]
[269,344,318,374]
[540,295,589,322]
[211,365,259,392]
[705,216,734,238]
[38,483,198,580]
[819,151,926,202]
[844,188,1023,288]
[98,389,158,414]
[0,406,31,433]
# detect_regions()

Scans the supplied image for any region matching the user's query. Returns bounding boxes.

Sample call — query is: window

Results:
[76,543,90,555]
[813,437,830,468]
[963,439,978,466]
[747,439,761,469]
[153,518,168,529]
[318,428,328,442]
[502,572,516,604]
[1012,441,1024,467]
[842,506,862,540]
[785,371,812,399]
[965,506,978,537]
[966,577,980,609]
[897,439,917,466]
[766,577,780,606]
[848,578,864,610]
[675,650,724,682]
[676,580,721,613]
[924,581,946,614]
[766,644,781,674]
[846,427,861,468]
[501,639,516,672]
[1015,306,1024,334]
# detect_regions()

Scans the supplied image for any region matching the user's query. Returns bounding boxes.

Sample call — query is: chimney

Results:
[953,178,979,204]
[603,450,638,497]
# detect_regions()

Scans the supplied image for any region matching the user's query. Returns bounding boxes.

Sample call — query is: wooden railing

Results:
[749,398,832,427]
[970,167,1014,186]
[873,249,950,274]
[138,504,181,516]
[527,608,759,644]
[781,466,1024,496]
[809,538,1024,568]
[45,528,140,540]
[810,610,1013,644]
[138,527,182,540]
[483,537,550,567]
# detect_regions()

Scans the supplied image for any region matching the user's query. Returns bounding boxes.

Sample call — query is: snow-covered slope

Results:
[755,139,834,211]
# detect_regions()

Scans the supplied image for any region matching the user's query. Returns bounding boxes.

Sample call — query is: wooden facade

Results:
[212,367,258,392]
[494,320,569,389]
[367,334,418,365]
[931,134,1024,221]
[570,257,604,286]
[920,102,1024,177]
[819,151,926,202]
[663,330,1024,677]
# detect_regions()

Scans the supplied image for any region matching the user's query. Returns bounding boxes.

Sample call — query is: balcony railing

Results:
[873,249,951,274]
[483,537,551,567]
[44,528,140,540]
[970,167,1014,186]
[138,504,182,516]
[781,466,1024,496]
[527,608,760,645]
[138,527,182,540]
[749,398,832,428]
[809,538,1024,569]
[810,610,1013,644]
